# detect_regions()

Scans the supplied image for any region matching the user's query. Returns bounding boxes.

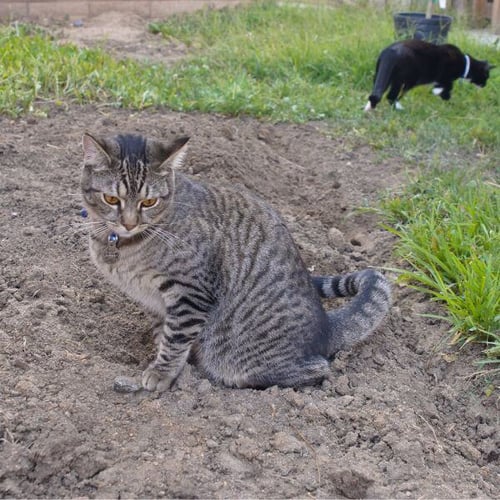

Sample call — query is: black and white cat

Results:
[365,39,493,111]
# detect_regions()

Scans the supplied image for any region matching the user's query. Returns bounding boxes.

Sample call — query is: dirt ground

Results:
[1,11,499,500]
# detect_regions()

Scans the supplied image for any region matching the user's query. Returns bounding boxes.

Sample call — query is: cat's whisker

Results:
[143,228,159,245]
[57,221,106,236]
[147,227,186,252]
[87,224,111,238]
[151,226,187,246]
[147,228,179,247]
[144,228,169,248]
[77,221,106,226]
[73,221,108,229]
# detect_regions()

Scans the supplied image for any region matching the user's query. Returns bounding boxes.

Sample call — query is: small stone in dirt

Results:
[327,227,346,249]
[334,374,351,396]
[113,376,142,393]
[330,468,374,499]
[477,423,496,439]
[372,354,386,366]
[12,358,30,370]
[218,451,255,475]
[14,378,39,395]
[282,389,305,408]
[22,226,38,236]
[206,439,218,449]
[344,431,359,447]
[271,431,304,454]
[337,395,355,407]
[321,378,333,391]
[349,251,366,263]
[197,379,212,394]
[230,437,261,461]
[454,440,481,462]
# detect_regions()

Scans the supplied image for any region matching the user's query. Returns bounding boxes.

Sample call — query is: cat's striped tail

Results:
[312,270,391,356]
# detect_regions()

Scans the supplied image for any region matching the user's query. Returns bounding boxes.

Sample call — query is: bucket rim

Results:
[393,12,453,22]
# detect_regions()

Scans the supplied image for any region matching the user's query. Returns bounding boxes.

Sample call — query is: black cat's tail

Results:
[365,48,397,111]
[312,270,391,355]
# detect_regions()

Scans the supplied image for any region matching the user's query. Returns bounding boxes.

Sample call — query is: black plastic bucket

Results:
[393,12,452,44]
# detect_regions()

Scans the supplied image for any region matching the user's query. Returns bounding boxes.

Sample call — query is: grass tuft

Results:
[381,172,499,362]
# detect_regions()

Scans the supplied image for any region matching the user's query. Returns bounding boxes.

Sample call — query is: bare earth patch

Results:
[0,12,499,500]
[56,11,188,64]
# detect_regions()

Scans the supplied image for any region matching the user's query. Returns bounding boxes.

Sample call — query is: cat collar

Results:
[462,55,471,79]
[108,232,119,245]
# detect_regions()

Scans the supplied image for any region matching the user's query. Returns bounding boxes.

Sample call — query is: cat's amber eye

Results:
[140,198,158,209]
[103,194,120,206]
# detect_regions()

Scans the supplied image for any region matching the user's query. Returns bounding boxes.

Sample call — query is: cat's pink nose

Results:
[122,222,137,231]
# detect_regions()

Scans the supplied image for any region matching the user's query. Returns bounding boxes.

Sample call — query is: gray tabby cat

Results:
[81,132,391,391]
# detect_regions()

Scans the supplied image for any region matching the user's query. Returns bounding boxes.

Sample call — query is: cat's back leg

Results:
[387,81,404,108]
[197,313,331,389]
[236,356,330,389]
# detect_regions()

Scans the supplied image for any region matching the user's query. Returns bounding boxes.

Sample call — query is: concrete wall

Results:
[0,0,246,20]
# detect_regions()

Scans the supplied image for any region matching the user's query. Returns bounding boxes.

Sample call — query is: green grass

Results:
[0,2,499,362]
[0,23,178,114]
[381,172,499,363]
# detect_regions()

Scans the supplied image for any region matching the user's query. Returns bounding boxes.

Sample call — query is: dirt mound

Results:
[57,11,188,63]
[0,107,498,498]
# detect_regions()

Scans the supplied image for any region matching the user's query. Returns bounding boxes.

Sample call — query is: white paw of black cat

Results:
[142,366,174,392]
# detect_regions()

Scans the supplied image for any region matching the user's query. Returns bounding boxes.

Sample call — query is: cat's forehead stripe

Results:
[117,181,128,198]
[115,134,149,195]
[116,134,147,161]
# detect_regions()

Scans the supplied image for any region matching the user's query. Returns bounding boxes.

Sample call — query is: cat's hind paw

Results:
[142,366,175,392]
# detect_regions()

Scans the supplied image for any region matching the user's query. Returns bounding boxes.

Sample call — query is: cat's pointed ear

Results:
[82,133,111,170]
[154,136,190,175]
[487,63,496,71]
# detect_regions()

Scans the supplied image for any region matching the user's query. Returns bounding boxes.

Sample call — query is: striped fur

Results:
[81,133,391,391]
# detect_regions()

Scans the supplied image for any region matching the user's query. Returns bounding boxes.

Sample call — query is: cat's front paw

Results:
[142,366,174,392]
[151,322,163,347]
